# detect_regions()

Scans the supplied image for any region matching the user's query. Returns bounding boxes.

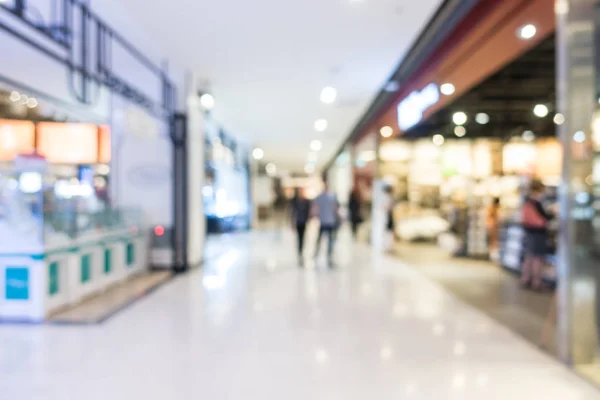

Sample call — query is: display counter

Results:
[0,206,148,322]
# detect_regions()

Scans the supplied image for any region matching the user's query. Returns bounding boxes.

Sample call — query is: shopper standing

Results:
[486,197,501,261]
[521,180,552,291]
[313,179,339,268]
[348,187,363,239]
[291,187,311,266]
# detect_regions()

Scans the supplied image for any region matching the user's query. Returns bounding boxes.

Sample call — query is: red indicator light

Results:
[154,225,165,236]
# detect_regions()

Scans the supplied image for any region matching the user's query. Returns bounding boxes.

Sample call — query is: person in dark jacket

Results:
[348,187,363,239]
[521,180,552,291]
[291,187,311,266]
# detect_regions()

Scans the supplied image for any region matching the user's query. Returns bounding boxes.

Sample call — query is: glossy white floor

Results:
[1,226,599,399]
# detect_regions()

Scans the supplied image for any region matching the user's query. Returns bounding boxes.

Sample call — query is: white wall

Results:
[186,94,205,266]
[110,96,172,228]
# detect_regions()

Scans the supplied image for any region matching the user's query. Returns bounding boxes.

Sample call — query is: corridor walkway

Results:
[0,227,599,399]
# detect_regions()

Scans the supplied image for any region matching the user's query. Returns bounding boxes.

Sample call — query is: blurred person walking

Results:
[521,180,552,291]
[348,187,363,239]
[291,187,311,266]
[313,179,339,268]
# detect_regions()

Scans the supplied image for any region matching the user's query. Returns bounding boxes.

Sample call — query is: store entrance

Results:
[379,34,560,355]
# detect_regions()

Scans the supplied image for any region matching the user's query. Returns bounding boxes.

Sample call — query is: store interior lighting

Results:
[452,112,468,125]
[554,113,565,125]
[518,24,537,40]
[320,86,337,104]
[432,134,445,146]
[200,93,215,110]
[308,152,318,162]
[380,126,394,138]
[310,139,323,151]
[454,126,466,137]
[9,91,20,102]
[574,130,586,143]
[475,113,490,124]
[522,130,535,142]
[314,118,328,132]
[26,98,38,108]
[266,163,277,176]
[533,104,549,118]
[440,83,455,95]
[252,147,264,160]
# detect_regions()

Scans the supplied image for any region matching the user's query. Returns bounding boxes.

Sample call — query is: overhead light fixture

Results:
[533,104,549,118]
[20,94,29,105]
[266,163,277,176]
[440,83,455,96]
[380,126,393,138]
[200,93,215,109]
[304,164,315,174]
[574,130,586,143]
[310,139,323,151]
[9,91,20,102]
[26,98,38,108]
[475,113,489,124]
[454,126,466,137]
[433,134,445,146]
[554,113,565,125]
[518,24,537,40]
[314,118,328,132]
[308,152,318,162]
[452,111,468,126]
[320,86,337,104]
[522,130,535,142]
[384,81,400,92]
[252,148,264,160]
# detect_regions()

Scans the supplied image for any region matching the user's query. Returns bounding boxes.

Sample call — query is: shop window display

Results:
[0,87,146,321]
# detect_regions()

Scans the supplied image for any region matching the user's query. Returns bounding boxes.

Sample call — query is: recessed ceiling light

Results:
[266,163,277,176]
[518,24,537,40]
[475,113,489,124]
[433,134,445,146]
[384,81,400,92]
[320,86,337,104]
[533,104,549,118]
[9,91,20,102]
[380,126,393,138]
[314,118,328,132]
[308,152,318,162]
[454,126,466,137]
[27,97,38,108]
[554,113,565,125]
[310,140,322,151]
[574,130,586,143]
[304,164,315,174]
[200,93,215,109]
[440,83,455,95]
[252,148,264,160]
[452,112,468,125]
[522,130,535,142]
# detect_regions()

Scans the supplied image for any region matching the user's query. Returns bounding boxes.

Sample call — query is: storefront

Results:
[325,0,600,385]
[0,0,179,321]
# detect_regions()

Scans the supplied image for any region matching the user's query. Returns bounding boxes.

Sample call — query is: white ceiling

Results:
[121,0,443,171]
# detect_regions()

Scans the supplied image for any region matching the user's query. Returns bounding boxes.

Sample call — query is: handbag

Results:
[522,201,546,228]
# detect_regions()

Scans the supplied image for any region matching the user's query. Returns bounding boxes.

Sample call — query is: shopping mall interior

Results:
[3,0,600,398]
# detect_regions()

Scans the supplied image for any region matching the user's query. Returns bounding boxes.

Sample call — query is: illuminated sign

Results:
[37,122,98,164]
[397,83,440,130]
